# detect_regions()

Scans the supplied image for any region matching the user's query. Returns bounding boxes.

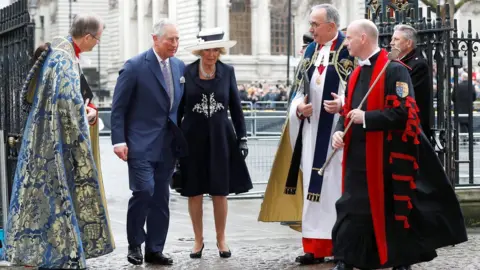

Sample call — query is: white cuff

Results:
[363,113,366,129]
[340,95,345,107]
[113,142,127,147]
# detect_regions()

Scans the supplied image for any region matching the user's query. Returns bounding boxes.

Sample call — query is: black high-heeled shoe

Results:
[190,243,204,259]
[217,243,231,258]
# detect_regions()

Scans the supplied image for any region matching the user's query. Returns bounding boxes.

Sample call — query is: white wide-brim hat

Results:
[184,27,237,52]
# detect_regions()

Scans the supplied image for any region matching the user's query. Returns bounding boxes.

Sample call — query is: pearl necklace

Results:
[200,59,215,79]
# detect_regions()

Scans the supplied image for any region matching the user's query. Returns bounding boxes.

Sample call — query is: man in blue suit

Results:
[111,19,186,266]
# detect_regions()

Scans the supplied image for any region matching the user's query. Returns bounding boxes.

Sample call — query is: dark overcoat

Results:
[178,59,253,197]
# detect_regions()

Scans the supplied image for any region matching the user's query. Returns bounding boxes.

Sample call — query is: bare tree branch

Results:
[421,0,474,14]
[420,0,439,12]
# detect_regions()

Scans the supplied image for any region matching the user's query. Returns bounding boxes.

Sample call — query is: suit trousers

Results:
[126,157,175,253]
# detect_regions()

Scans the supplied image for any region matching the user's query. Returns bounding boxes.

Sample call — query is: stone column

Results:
[257,0,271,56]
[250,0,259,56]
[122,0,132,59]
[204,0,215,28]
[152,0,159,23]
[168,0,176,23]
[217,0,230,39]
[137,0,146,51]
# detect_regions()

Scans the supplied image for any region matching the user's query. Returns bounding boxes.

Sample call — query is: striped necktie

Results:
[160,60,174,109]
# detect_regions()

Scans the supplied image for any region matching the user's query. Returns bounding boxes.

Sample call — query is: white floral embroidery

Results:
[192,93,224,117]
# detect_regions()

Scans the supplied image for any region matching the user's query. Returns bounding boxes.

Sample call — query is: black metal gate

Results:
[367,2,479,187]
[0,0,35,228]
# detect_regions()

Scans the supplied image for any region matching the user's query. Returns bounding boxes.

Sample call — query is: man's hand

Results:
[347,109,365,124]
[324,92,342,114]
[332,131,345,149]
[114,145,128,161]
[297,95,313,117]
[86,106,97,124]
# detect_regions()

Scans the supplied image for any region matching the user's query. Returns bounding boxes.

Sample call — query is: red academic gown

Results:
[331,49,467,269]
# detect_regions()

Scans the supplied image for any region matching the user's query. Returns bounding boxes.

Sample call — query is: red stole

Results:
[73,41,81,58]
[73,41,98,124]
[342,49,389,265]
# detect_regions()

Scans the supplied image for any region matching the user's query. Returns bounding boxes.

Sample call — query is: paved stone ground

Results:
[83,200,480,270]
[1,138,479,270]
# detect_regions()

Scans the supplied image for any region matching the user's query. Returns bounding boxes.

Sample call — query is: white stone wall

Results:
[101,0,480,106]
[173,0,296,84]
[106,0,121,94]
[103,0,366,105]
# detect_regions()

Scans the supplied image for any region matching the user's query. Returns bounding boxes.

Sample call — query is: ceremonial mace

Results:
[318,48,400,176]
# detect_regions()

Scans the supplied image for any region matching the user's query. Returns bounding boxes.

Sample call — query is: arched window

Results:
[229,0,252,55]
[270,0,292,55]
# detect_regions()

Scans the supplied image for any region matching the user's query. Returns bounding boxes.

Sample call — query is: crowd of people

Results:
[238,82,288,102]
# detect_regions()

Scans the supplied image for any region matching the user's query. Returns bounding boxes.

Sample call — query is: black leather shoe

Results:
[127,245,143,265]
[331,261,354,270]
[295,253,324,265]
[144,252,173,265]
[190,243,205,259]
[217,243,231,258]
[393,266,412,270]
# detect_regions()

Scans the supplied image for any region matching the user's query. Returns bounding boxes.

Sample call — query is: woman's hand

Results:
[239,139,248,159]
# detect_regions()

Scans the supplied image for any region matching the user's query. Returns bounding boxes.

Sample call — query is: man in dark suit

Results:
[390,24,433,140]
[111,19,186,266]
[452,72,477,134]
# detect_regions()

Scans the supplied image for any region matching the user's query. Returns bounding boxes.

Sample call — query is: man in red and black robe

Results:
[330,19,467,270]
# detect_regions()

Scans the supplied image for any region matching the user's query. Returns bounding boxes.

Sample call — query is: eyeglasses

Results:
[89,34,100,42]
[309,21,331,28]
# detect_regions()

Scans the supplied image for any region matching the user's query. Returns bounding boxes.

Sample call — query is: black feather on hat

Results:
[302,33,314,47]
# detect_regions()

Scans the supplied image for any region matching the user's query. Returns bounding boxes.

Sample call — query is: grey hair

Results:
[311,4,340,27]
[394,24,418,48]
[69,13,104,38]
[152,19,176,37]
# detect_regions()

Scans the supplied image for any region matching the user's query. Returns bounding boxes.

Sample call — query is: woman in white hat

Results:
[178,28,252,259]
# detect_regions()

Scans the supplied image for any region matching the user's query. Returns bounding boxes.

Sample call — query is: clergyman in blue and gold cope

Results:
[5,13,114,269]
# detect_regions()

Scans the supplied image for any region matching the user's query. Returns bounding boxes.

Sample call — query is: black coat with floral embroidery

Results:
[177,59,252,197]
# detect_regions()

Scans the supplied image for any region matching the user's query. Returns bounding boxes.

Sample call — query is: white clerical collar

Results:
[323,32,339,46]
[358,47,381,66]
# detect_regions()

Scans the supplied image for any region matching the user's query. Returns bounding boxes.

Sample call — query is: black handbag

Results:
[170,162,182,191]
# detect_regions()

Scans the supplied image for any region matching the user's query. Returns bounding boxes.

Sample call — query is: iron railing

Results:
[0,0,34,233]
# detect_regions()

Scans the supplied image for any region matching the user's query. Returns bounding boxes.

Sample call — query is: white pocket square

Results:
[180,76,185,83]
